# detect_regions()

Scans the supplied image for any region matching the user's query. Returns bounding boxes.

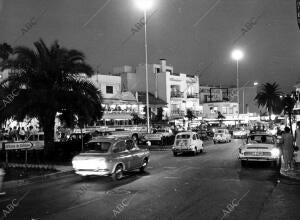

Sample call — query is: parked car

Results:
[213,129,231,144]
[72,136,150,180]
[232,127,248,139]
[172,132,203,156]
[142,127,174,145]
[238,133,281,167]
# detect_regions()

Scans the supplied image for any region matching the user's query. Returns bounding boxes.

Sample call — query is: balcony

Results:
[171,91,184,98]
[187,93,199,99]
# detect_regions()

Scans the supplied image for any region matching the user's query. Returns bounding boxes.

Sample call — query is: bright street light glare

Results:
[253,82,258,86]
[231,49,244,61]
[134,0,153,11]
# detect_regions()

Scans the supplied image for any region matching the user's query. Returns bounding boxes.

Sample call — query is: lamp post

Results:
[241,81,258,114]
[135,0,153,133]
[231,49,244,124]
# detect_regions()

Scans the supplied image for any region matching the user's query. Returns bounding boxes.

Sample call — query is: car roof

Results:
[89,135,131,143]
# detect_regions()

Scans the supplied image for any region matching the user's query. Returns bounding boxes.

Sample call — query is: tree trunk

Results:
[40,112,56,160]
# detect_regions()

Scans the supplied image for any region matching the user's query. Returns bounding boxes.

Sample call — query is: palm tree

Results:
[255,82,282,120]
[282,94,296,135]
[0,39,103,155]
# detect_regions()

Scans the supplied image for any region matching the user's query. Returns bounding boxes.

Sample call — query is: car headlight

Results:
[271,148,280,157]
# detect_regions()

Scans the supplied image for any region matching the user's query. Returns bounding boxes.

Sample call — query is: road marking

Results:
[164,167,177,169]
[164,177,180,179]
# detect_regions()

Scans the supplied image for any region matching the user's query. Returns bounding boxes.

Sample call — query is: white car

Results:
[238,133,281,167]
[213,129,231,144]
[172,132,203,156]
[72,136,150,180]
[232,128,248,139]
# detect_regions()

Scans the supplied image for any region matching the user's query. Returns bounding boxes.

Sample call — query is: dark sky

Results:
[1,0,300,92]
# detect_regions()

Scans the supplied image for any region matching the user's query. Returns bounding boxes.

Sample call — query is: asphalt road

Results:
[1,139,300,220]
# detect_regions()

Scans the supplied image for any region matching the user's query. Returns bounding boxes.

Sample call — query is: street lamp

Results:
[231,49,244,124]
[241,81,258,114]
[134,0,153,133]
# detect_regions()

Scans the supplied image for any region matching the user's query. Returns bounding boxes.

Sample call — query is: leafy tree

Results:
[0,39,103,155]
[255,82,282,120]
[217,111,225,126]
[0,42,13,63]
[186,109,196,122]
[282,94,296,135]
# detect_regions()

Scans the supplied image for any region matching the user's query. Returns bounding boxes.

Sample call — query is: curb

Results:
[3,169,74,189]
[279,169,300,182]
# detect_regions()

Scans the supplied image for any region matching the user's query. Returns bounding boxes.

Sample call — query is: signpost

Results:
[4,142,33,164]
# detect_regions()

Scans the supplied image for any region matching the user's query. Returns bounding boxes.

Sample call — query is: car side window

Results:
[113,141,126,153]
[125,139,134,150]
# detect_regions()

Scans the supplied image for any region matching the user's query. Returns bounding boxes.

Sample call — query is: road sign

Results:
[4,142,33,150]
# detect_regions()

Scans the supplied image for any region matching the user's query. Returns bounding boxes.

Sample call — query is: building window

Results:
[156,68,160,73]
[106,86,113,94]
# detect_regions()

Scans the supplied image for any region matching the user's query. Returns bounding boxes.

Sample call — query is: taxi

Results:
[72,136,150,180]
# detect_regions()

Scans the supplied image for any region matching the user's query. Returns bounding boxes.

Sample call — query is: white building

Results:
[131,59,201,119]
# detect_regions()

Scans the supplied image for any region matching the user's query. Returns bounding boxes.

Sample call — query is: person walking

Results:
[281,127,294,170]
[294,121,300,151]
[0,167,5,196]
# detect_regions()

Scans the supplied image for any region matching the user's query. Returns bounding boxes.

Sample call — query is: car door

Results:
[126,139,141,170]
[113,141,132,171]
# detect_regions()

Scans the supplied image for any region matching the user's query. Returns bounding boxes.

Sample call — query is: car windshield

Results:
[247,135,274,144]
[84,142,111,153]
[176,134,190,139]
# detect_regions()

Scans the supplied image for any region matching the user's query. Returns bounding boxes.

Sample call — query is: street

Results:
[1,139,299,220]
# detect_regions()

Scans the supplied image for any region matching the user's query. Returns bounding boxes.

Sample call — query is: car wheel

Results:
[111,164,124,181]
[140,158,148,172]
[173,152,178,157]
[200,148,203,154]
[241,160,248,167]
[194,147,197,156]
[213,140,216,144]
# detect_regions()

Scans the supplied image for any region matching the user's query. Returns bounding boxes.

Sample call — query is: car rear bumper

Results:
[239,157,279,161]
[74,169,111,176]
[213,139,227,142]
[172,148,194,153]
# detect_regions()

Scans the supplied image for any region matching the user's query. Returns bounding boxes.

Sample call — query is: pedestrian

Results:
[0,167,5,196]
[294,121,300,151]
[281,127,294,170]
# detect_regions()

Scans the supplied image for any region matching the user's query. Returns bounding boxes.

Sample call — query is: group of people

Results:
[0,126,37,142]
[281,122,300,170]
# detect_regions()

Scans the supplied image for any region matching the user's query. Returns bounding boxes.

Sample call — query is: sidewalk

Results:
[3,164,73,189]
[280,160,300,181]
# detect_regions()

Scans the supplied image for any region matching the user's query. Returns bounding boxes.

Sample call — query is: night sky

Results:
[1,0,300,92]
